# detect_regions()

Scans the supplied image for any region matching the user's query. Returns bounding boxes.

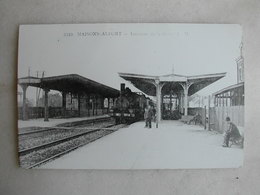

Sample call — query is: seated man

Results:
[222,117,241,147]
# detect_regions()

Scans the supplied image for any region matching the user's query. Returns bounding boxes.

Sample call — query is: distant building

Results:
[212,43,245,132]
[213,42,244,107]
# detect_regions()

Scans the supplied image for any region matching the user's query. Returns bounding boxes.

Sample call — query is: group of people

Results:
[144,105,155,128]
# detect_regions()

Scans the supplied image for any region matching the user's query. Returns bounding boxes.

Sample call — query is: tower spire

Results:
[240,42,243,57]
[236,42,244,83]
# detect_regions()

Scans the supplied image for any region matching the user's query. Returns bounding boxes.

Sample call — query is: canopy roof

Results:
[119,72,226,96]
[18,74,119,97]
[212,82,244,96]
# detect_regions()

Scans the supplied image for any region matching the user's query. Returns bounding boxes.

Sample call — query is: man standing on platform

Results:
[144,106,148,128]
[147,105,154,128]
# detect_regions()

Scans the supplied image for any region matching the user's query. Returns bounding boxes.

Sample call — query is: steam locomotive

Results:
[109,84,148,124]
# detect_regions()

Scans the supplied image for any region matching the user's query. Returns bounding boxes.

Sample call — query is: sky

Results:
[18,23,242,101]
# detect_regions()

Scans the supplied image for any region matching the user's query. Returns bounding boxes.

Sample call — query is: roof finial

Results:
[172,64,175,75]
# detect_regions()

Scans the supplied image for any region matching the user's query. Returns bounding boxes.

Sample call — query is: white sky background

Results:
[18,24,242,101]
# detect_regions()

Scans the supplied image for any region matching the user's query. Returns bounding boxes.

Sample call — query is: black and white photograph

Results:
[17,23,244,169]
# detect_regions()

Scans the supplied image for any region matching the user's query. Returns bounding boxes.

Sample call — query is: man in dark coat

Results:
[144,107,149,128]
[147,105,154,128]
[222,117,241,147]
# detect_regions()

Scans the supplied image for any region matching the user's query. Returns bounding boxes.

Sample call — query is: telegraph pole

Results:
[36,70,45,107]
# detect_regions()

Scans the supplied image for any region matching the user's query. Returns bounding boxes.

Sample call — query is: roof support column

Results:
[78,94,81,117]
[107,97,111,114]
[95,96,98,115]
[44,88,50,121]
[184,87,188,116]
[155,80,160,128]
[20,84,28,120]
[62,92,66,108]
[182,93,185,114]
[178,93,182,113]
[180,82,193,116]
[62,92,66,117]
[155,79,164,128]
[170,90,173,113]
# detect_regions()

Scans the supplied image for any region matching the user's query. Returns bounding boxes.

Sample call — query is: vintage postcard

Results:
[17,23,244,169]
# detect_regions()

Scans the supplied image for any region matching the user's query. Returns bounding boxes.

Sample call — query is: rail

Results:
[19,124,126,169]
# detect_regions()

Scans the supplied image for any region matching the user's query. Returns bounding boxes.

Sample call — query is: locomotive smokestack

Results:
[120,83,125,93]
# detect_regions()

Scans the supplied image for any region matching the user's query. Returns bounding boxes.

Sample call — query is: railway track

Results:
[18,121,116,150]
[19,124,126,169]
[19,116,114,135]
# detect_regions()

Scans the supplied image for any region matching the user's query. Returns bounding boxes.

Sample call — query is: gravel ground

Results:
[19,129,114,168]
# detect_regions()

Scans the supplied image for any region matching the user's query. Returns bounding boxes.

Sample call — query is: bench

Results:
[180,115,194,124]
[237,126,244,138]
[180,115,203,125]
[229,125,244,148]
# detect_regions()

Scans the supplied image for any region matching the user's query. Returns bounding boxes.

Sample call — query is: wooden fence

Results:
[209,106,244,133]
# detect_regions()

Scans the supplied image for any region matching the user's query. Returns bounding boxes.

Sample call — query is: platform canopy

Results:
[18,74,119,97]
[119,72,226,96]
[18,74,120,121]
[119,72,226,127]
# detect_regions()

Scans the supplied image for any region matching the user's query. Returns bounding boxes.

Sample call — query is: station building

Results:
[211,43,245,132]
[214,43,244,108]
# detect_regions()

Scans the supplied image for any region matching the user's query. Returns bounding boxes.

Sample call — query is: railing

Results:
[18,107,44,119]
[18,107,110,120]
[209,106,244,133]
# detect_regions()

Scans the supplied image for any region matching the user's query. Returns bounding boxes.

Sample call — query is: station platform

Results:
[18,114,111,129]
[40,121,243,169]
[40,120,243,169]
